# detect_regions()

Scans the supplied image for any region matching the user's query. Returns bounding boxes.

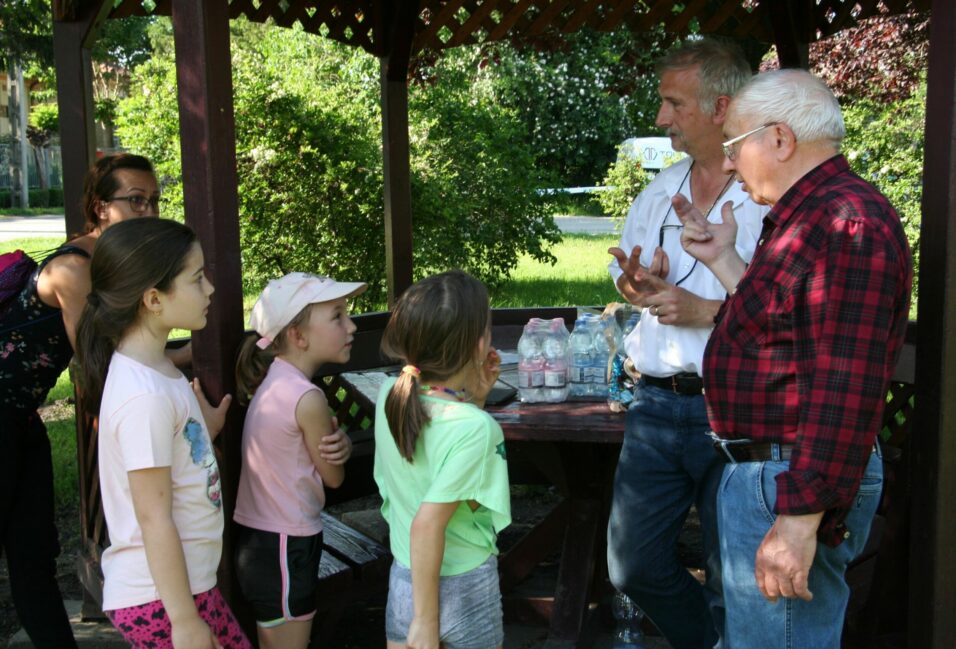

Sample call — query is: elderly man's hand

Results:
[609,244,670,307]
[673,194,739,266]
[754,512,824,602]
[673,194,749,294]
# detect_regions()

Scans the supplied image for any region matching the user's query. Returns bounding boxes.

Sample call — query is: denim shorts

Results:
[385,555,503,649]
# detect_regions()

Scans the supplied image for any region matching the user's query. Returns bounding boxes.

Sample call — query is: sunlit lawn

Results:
[490,233,621,308]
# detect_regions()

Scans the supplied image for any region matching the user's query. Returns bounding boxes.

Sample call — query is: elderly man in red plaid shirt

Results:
[674,68,912,649]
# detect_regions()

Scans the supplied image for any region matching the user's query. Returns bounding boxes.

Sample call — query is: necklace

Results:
[420,385,467,401]
[700,172,735,219]
[658,161,735,287]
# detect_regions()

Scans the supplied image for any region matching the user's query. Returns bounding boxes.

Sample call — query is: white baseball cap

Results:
[249,272,367,349]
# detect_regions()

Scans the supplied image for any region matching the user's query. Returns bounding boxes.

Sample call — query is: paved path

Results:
[0,214,66,241]
[0,214,617,242]
[554,215,618,235]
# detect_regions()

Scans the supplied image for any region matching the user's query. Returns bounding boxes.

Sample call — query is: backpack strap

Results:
[37,244,91,270]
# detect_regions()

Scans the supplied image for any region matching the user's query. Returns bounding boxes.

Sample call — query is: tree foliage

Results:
[469,27,670,188]
[761,10,929,104]
[0,0,52,69]
[116,20,559,310]
[842,77,925,303]
[597,151,650,224]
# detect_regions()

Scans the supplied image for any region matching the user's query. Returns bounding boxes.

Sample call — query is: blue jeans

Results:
[718,449,883,649]
[607,383,723,649]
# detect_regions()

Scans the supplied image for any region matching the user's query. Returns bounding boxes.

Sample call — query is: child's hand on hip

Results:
[319,416,352,466]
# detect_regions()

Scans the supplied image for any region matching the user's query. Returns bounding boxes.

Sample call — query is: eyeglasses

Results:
[659,223,683,248]
[721,123,777,161]
[108,195,161,213]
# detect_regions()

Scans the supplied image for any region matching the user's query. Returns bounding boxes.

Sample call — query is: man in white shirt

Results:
[606,38,768,649]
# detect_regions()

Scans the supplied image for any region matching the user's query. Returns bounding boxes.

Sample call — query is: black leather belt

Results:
[642,372,704,396]
[713,441,796,463]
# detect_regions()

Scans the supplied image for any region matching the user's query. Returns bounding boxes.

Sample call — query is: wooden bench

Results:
[312,512,391,645]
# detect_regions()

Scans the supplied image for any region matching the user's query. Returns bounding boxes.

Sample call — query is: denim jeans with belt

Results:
[607,382,724,649]
[718,448,883,649]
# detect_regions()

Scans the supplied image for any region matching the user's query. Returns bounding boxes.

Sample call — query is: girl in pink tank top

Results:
[233,272,366,649]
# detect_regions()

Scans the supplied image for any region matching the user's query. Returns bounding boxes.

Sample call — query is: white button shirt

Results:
[608,157,769,377]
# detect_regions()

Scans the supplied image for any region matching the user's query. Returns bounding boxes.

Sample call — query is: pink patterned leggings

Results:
[105,586,252,648]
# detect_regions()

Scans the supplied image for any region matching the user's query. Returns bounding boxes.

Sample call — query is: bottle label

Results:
[569,367,585,382]
[544,370,566,387]
[518,370,545,388]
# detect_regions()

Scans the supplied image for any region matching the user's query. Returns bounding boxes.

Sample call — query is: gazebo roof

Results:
[105,0,931,56]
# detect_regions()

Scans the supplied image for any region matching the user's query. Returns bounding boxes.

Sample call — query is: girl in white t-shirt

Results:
[233,272,366,649]
[75,218,250,649]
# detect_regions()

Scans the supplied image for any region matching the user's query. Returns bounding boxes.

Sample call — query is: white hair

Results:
[730,69,845,146]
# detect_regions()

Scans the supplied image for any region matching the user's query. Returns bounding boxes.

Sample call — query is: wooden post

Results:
[170,0,245,602]
[52,0,111,236]
[380,0,418,306]
[910,0,956,646]
[769,0,811,69]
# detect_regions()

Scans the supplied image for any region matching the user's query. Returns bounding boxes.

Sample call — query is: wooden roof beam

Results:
[771,0,811,69]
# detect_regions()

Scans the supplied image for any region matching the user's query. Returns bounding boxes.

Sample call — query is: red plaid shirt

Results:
[703,155,912,546]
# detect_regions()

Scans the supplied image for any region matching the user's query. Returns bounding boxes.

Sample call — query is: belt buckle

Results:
[707,431,752,463]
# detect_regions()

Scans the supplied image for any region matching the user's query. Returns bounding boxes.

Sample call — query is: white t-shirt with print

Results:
[97,352,224,611]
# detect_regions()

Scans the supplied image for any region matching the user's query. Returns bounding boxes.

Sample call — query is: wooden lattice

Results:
[107,0,931,57]
[319,373,376,434]
[882,380,917,449]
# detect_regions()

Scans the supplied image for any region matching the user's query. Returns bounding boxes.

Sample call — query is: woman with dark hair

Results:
[0,153,159,647]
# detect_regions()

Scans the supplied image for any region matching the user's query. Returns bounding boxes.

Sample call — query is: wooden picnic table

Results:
[341,364,626,649]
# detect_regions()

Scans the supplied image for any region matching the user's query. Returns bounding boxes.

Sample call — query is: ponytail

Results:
[235,333,276,405]
[75,293,127,414]
[380,270,490,463]
[384,366,430,462]
[235,301,313,404]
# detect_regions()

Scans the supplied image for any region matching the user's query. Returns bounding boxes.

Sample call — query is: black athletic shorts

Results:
[234,524,323,626]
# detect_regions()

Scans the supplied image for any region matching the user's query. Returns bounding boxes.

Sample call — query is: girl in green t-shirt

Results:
[374,270,511,649]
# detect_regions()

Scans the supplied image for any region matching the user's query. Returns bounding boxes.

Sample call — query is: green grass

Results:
[490,233,620,308]
[0,236,64,256]
[0,207,64,216]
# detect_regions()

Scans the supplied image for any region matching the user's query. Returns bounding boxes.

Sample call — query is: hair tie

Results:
[402,365,421,379]
[255,336,273,350]
[86,292,100,307]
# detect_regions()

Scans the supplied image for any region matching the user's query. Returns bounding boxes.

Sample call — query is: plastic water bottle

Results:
[517,322,545,403]
[611,591,647,649]
[542,318,569,403]
[590,319,611,398]
[568,317,592,398]
[622,312,640,339]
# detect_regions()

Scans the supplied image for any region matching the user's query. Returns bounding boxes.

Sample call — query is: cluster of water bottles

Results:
[516,318,572,403]
[516,311,641,403]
